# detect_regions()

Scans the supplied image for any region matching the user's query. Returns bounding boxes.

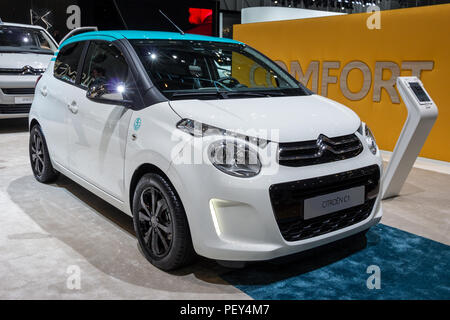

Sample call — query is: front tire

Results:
[132,173,195,270]
[29,124,59,183]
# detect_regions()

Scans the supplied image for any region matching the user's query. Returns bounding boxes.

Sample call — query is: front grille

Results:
[0,104,31,114]
[0,68,23,75]
[269,165,380,242]
[1,88,35,95]
[0,68,45,75]
[278,133,363,167]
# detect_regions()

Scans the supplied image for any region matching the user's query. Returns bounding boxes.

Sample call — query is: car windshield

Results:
[130,40,310,100]
[0,26,57,55]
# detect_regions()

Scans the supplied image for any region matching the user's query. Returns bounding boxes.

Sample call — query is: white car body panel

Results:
[33,69,70,166]
[123,102,189,213]
[67,87,132,200]
[0,52,52,70]
[169,95,361,142]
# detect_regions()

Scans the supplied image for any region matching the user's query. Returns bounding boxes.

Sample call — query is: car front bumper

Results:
[0,75,37,119]
[169,135,383,261]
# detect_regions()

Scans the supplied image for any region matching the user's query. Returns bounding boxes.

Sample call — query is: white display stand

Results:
[382,76,438,199]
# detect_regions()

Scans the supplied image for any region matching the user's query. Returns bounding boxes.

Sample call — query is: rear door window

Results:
[54,42,84,84]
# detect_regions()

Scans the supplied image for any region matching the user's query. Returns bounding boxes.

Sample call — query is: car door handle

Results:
[68,101,78,114]
[40,86,48,97]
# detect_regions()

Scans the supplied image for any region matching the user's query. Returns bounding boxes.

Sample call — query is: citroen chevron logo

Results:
[21,66,34,75]
[315,134,357,156]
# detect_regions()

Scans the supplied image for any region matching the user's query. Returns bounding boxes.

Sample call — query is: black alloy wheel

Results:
[132,173,195,270]
[29,125,59,183]
[30,131,44,177]
[138,186,174,258]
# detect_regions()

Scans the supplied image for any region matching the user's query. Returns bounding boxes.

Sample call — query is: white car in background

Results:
[0,21,57,119]
[29,30,383,271]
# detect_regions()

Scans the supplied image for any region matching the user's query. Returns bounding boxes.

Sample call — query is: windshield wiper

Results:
[220,92,267,97]
[170,91,228,99]
[222,91,286,97]
[169,90,288,100]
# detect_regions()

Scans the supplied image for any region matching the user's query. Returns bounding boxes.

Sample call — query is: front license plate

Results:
[304,186,365,220]
[14,96,34,104]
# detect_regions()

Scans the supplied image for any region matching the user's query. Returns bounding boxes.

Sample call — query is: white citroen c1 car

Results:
[0,21,57,118]
[29,30,383,270]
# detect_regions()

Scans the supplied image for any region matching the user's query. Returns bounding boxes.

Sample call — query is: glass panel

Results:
[81,41,129,90]
[0,26,56,54]
[54,42,84,84]
[131,40,308,100]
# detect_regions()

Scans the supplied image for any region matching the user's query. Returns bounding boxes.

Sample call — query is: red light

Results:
[188,8,212,25]
[35,75,42,88]
[187,8,212,36]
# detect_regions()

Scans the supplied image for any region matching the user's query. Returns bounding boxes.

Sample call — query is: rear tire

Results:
[29,124,59,183]
[132,173,195,270]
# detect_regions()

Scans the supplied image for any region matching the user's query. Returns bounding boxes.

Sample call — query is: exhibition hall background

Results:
[234,4,450,162]
[0,0,219,42]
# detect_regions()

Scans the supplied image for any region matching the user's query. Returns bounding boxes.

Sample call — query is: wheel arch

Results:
[129,163,182,214]
[29,118,40,131]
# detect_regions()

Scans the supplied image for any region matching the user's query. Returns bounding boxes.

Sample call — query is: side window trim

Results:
[75,41,91,87]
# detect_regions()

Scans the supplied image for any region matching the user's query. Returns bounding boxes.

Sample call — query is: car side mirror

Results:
[86,81,133,106]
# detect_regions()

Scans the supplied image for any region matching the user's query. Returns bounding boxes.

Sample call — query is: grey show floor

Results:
[1,118,449,299]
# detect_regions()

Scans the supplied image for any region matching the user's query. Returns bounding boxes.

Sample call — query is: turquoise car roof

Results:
[60,30,242,48]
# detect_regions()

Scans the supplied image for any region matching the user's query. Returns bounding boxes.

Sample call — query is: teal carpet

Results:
[222,224,450,300]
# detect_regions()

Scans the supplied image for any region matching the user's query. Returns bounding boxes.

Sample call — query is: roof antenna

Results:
[159,10,184,35]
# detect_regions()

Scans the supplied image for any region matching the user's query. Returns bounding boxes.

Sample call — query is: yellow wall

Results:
[234,4,450,162]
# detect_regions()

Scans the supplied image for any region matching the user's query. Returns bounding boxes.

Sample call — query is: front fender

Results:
[124,102,182,215]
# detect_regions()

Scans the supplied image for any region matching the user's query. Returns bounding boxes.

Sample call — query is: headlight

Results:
[362,123,378,155]
[176,118,265,178]
[208,140,261,178]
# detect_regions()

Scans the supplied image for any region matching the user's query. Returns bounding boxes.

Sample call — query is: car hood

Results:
[169,94,361,142]
[0,52,53,69]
